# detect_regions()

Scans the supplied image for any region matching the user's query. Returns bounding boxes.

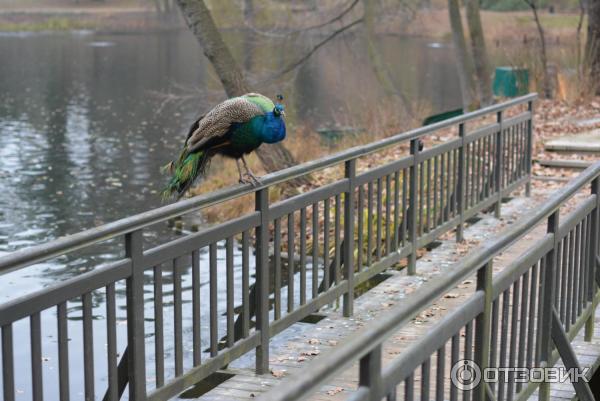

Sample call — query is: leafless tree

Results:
[524,0,552,98]
[464,0,493,105]
[448,0,475,109]
[588,0,600,94]
[175,0,310,187]
[576,0,586,81]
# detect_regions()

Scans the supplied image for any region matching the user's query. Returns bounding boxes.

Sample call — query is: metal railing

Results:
[0,94,536,401]
[258,163,600,401]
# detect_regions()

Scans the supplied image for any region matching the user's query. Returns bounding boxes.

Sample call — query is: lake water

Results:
[0,28,464,399]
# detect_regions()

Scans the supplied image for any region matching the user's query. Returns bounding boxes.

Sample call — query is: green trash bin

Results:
[493,67,529,97]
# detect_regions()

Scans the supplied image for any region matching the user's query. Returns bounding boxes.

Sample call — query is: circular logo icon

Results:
[451,359,481,391]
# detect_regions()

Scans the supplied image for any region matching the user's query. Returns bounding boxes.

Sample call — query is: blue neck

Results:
[260,112,286,144]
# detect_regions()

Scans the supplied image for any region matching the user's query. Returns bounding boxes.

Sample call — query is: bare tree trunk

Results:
[524,0,552,98]
[244,0,254,22]
[577,0,586,81]
[363,0,395,96]
[464,0,493,105]
[588,0,600,94]
[242,0,256,71]
[448,0,475,109]
[362,0,413,116]
[176,0,250,95]
[175,0,309,187]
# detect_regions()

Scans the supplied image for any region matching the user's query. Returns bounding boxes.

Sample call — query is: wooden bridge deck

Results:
[528,323,600,401]
[189,187,600,401]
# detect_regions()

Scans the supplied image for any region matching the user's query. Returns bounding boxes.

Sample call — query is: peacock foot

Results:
[241,172,261,187]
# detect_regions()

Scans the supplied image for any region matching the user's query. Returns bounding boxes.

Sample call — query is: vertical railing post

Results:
[2,325,14,401]
[125,230,146,401]
[525,100,534,197]
[586,177,600,341]
[494,111,504,218]
[408,138,419,275]
[359,344,383,401]
[343,159,356,317]
[474,261,493,401]
[255,187,270,374]
[456,123,466,243]
[539,210,559,401]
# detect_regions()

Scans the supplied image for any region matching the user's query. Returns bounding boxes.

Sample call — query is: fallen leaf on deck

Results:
[271,369,286,378]
[326,387,344,396]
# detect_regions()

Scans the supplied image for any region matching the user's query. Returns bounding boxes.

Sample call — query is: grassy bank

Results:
[0,1,587,41]
[0,16,92,31]
[168,97,600,269]
[0,1,177,32]
[182,97,600,227]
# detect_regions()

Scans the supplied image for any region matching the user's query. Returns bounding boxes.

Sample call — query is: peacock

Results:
[162,93,286,199]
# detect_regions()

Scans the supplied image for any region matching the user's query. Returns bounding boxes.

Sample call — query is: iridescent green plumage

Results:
[162,151,209,200]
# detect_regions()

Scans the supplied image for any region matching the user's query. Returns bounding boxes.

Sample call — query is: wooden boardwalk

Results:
[190,188,600,401]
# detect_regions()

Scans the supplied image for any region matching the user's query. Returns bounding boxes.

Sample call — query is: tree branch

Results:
[242,0,360,38]
[299,0,360,32]
[267,17,364,80]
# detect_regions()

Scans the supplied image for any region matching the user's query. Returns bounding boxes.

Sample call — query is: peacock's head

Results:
[273,104,285,117]
[273,94,285,117]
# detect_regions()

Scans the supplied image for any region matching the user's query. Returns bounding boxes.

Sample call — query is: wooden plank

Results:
[536,160,593,169]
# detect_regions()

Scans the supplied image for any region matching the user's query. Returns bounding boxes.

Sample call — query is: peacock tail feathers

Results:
[162,150,211,200]
[160,146,189,174]
[161,161,175,174]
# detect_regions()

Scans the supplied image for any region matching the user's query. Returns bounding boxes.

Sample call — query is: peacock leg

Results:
[236,159,246,184]
[241,155,261,186]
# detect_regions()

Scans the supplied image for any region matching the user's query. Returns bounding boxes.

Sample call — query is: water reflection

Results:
[0,28,464,399]
[0,29,465,284]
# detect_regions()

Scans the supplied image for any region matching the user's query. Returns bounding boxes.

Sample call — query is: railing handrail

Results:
[258,160,600,401]
[0,93,537,275]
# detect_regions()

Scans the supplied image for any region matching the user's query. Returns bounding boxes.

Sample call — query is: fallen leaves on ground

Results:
[326,387,344,396]
[271,369,286,378]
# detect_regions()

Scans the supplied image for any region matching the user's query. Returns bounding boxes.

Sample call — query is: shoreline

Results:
[0,8,181,33]
[0,7,585,42]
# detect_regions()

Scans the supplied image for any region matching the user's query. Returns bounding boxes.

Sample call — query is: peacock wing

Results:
[185,96,265,152]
